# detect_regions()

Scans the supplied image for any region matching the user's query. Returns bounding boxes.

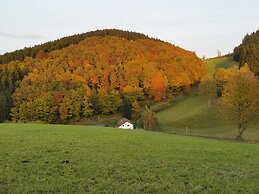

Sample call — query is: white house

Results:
[116,118,134,129]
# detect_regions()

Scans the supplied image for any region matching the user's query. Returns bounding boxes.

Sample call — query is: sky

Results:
[1,0,259,58]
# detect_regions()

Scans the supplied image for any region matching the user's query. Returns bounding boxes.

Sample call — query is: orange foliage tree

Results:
[150,72,166,102]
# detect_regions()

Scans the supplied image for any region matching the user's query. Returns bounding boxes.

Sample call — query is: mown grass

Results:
[0,123,259,193]
[156,95,259,141]
[205,56,239,75]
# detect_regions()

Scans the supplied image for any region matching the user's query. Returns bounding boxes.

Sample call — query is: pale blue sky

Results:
[1,0,259,57]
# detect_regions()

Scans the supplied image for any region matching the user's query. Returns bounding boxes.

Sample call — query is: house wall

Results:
[118,122,134,129]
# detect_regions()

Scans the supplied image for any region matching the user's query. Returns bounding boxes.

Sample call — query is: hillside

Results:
[205,56,239,75]
[156,95,259,141]
[0,31,205,123]
[156,56,258,141]
[0,123,258,193]
[233,29,259,75]
[0,29,159,64]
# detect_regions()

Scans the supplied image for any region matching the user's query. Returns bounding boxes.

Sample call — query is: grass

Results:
[205,56,239,75]
[156,95,259,141]
[0,123,259,193]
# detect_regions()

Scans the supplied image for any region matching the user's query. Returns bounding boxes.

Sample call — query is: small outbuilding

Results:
[116,118,134,129]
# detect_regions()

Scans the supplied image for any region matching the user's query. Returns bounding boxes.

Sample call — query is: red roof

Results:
[116,118,133,127]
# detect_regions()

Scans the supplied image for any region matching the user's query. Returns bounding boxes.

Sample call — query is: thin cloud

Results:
[0,32,45,40]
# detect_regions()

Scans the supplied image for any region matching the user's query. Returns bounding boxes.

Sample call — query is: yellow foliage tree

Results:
[218,67,259,139]
[198,74,217,108]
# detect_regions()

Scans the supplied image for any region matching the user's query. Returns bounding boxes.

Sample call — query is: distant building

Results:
[116,118,134,129]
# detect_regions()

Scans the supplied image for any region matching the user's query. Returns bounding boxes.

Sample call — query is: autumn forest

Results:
[0,30,206,123]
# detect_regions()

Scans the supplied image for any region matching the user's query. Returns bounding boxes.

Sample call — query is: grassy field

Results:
[205,56,239,75]
[0,123,259,193]
[156,95,259,141]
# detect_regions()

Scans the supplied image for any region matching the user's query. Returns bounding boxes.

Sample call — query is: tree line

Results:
[0,29,161,64]
[233,29,259,75]
[0,62,29,121]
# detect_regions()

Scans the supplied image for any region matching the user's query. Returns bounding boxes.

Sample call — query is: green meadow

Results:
[205,56,239,75]
[156,95,259,141]
[0,124,259,193]
[0,56,257,193]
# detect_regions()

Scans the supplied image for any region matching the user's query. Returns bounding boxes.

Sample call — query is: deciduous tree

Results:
[198,74,217,108]
[218,68,259,139]
[150,72,165,102]
[140,106,159,131]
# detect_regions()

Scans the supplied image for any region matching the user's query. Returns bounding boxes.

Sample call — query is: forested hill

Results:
[233,29,259,75]
[0,31,205,123]
[0,29,161,64]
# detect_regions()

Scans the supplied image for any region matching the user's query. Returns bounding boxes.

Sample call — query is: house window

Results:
[127,125,129,127]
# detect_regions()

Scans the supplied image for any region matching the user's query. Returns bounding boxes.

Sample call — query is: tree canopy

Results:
[1,33,205,123]
[0,29,161,65]
[233,29,259,75]
[218,65,259,139]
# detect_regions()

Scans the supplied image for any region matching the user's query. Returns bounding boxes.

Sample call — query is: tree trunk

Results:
[236,123,245,140]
